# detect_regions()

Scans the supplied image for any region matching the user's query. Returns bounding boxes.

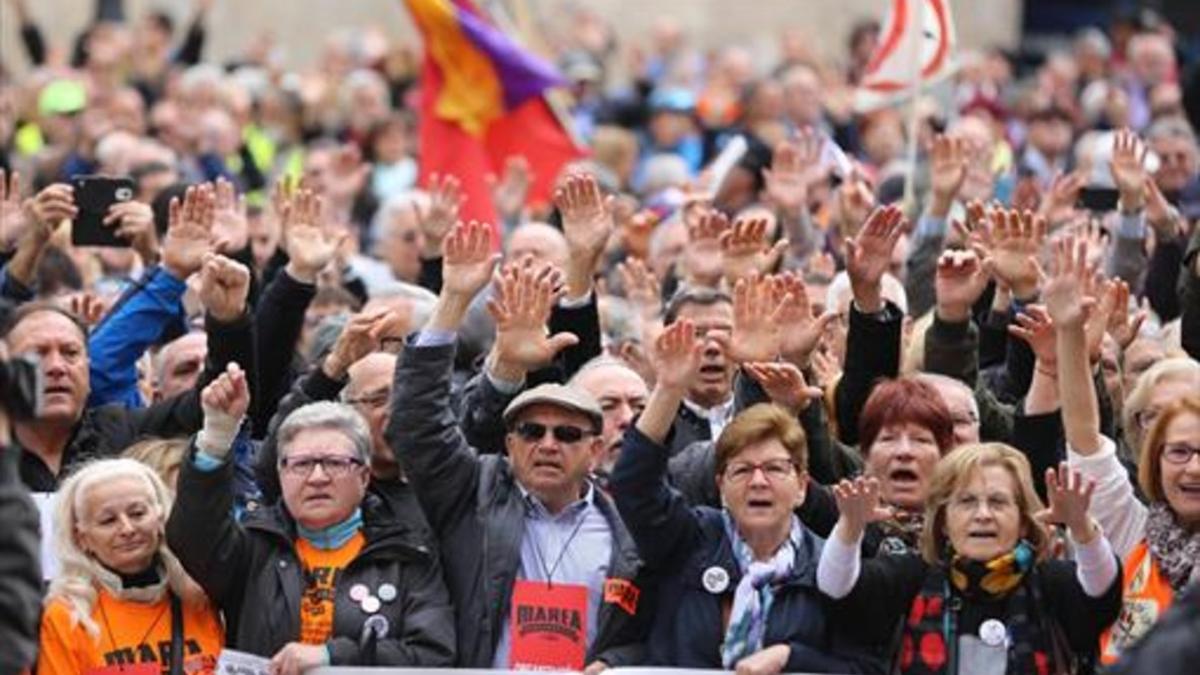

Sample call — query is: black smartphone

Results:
[1077,186,1120,213]
[71,175,135,247]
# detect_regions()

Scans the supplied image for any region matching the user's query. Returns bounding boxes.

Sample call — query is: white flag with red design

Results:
[855,0,958,112]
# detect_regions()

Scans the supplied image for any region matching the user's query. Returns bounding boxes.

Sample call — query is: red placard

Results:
[509,580,588,671]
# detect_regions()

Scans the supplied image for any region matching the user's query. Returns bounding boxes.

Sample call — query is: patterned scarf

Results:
[875,509,926,555]
[1145,501,1200,592]
[901,542,1060,675]
[720,511,802,668]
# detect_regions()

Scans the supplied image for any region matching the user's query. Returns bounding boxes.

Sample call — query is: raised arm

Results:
[252,185,342,434]
[836,206,906,444]
[386,220,500,532]
[1048,237,1147,557]
[611,319,705,569]
[166,363,251,611]
[549,173,611,377]
[3,181,72,300]
[87,186,211,408]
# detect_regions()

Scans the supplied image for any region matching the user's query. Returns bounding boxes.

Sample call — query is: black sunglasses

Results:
[513,421,594,444]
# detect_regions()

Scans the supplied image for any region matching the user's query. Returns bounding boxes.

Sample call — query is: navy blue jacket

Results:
[611,427,885,673]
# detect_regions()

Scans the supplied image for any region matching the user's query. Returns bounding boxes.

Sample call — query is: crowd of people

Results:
[1,0,1200,673]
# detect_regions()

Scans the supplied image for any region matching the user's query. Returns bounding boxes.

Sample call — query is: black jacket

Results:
[387,339,650,667]
[611,427,884,673]
[0,449,40,672]
[17,311,254,491]
[167,448,455,665]
[835,302,903,446]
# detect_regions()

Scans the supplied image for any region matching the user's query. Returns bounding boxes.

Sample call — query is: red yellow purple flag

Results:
[406,0,584,230]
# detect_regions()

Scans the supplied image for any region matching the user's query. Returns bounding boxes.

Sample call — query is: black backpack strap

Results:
[170,592,185,675]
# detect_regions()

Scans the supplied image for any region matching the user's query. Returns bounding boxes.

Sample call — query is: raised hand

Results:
[832,476,894,542]
[282,188,341,283]
[617,257,664,343]
[103,200,159,265]
[325,145,370,206]
[835,170,876,237]
[65,292,108,328]
[1038,171,1085,227]
[721,273,790,364]
[418,173,463,259]
[211,177,249,254]
[163,184,215,280]
[719,216,787,283]
[682,209,728,287]
[1109,128,1148,212]
[487,261,578,373]
[198,253,251,322]
[985,208,1046,299]
[441,220,499,299]
[1043,236,1093,331]
[744,361,823,413]
[0,169,29,248]
[1100,278,1146,350]
[201,362,250,422]
[844,205,905,313]
[773,272,836,367]
[25,183,76,239]
[487,155,532,222]
[652,318,702,393]
[929,134,968,216]
[1144,176,1183,239]
[555,173,614,298]
[763,129,824,216]
[1038,462,1099,544]
[935,249,990,323]
[322,308,393,380]
[614,199,657,259]
[1008,305,1057,369]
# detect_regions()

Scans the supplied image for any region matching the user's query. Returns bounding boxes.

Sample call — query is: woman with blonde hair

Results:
[818,443,1121,673]
[37,458,223,673]
[1049,233,1200,664]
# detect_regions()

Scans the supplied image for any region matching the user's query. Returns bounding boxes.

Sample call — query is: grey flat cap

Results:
[502,383,604,432]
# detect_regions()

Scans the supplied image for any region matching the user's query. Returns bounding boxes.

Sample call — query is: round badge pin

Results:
[702,566,730,594]
[378,583,398,603]
[979,619,1007,648]
[364,614,390,638]
[361,596,382,614]
[349,584,369,602]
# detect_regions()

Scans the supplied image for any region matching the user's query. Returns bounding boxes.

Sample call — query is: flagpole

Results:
[901,0,925,213]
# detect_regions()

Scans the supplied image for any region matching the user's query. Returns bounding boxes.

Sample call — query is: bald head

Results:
[507,222,569,270]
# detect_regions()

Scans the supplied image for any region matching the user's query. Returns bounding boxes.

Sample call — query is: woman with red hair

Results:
[800,376,957,556]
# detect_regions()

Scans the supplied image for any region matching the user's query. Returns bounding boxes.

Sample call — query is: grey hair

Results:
[914,372,980,420]
[369,280,438,326]
[1145,116,1197,147]
[369,189,429,246]
[277,402,372,465]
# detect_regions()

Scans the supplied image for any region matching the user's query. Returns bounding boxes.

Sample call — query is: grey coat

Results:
[387,340,651,668]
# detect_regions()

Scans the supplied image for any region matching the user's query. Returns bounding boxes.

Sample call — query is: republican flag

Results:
[855,0,958,112]
[406,0,584,229]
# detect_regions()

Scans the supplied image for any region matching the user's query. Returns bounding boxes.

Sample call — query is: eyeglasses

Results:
[1161,444,1200,466]
[513,422,594,444]
[724,459,796,484]
[949,493,1016,514]
[279,454,365,478]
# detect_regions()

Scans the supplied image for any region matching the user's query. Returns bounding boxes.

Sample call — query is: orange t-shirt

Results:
[295,531,366,645]
[37,588,223,674]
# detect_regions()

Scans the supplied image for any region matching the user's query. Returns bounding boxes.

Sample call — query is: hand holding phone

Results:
[71,175,135,247]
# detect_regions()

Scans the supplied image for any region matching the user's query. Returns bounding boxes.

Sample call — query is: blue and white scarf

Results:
[720,511,802,668]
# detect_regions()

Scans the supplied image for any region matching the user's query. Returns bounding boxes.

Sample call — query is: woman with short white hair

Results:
[37,458,223,673]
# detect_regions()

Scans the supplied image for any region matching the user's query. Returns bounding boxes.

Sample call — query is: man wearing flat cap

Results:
[387,222,648,672]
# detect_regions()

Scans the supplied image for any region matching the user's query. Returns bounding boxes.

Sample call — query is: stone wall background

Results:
[2,0,1021,77]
